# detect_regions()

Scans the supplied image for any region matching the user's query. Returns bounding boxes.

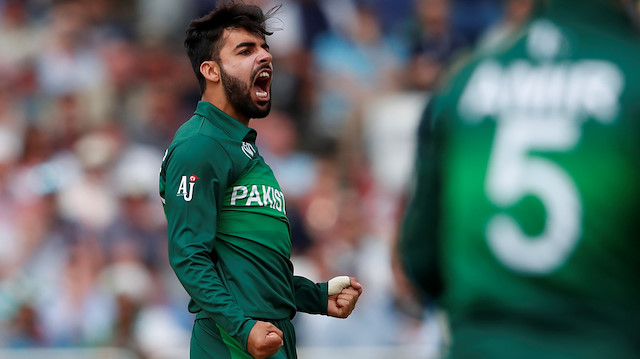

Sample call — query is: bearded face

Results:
[219,63,272,119]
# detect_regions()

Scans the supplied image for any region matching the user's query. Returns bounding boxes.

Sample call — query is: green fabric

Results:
[191,319,240,359]
[160,101,328,353]
[400,2,640,358]
[544,0,637,34]
[274,319,297,359]
[190,318,295,359]
[292,278,328,314]
[218,323,254,359]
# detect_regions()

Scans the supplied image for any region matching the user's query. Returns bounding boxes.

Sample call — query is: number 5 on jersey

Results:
[485,118,582,275]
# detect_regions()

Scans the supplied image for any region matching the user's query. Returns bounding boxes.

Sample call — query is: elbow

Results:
[167,238,213,274]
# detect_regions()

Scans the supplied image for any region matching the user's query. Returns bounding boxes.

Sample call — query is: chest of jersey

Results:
[217,156,292,258]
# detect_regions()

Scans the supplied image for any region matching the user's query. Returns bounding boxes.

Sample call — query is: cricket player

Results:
[159,3,362,358]
[399,0,640,358]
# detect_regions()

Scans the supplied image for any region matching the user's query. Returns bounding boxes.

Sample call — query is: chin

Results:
[246,101,271,119]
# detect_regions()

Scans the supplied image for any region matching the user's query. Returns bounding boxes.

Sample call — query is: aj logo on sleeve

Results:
[177,174,199,202]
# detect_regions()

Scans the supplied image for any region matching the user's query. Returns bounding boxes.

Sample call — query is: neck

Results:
[201,90,250,127]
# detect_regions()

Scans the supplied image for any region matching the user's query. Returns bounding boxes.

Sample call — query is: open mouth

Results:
[252,69,271,103]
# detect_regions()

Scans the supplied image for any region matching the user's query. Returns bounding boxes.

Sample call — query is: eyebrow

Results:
[234,41,270,51]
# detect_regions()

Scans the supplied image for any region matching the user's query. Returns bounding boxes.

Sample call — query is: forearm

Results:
[292,276,328,315]
[169,235,255,348]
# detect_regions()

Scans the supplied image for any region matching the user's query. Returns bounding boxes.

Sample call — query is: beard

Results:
[219,65,271,119]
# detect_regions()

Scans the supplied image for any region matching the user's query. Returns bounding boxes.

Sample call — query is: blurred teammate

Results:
[399,0,640,358]
[159,3,362,358]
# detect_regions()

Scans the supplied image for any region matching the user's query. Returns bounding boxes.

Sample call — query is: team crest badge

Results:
[241,142,256,159]
[177,174,199,202]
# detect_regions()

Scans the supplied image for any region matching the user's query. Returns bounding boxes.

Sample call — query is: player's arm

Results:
[398,97,444,299]
[164,136,256,350]
[291,275,329,314]
[292,275,362,318]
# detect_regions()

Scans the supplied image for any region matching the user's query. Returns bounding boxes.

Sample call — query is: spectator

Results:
[310,2,406,142]
[400,0,468,90]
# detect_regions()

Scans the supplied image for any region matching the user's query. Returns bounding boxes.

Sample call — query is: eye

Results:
[238,49,251,55]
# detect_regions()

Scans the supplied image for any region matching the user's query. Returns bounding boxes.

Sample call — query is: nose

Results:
[257,47,272,65]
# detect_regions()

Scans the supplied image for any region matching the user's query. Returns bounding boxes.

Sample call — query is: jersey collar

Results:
[194,101,257,143]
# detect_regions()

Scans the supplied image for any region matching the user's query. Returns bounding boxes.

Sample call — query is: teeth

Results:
[256,91,268,98]
[259,72,270,78]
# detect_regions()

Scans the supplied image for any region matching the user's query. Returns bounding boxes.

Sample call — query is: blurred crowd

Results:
[0,0,533,357]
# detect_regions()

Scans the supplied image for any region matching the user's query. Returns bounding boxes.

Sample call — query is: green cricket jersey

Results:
[159,101,327,351]
[400,1,640,358]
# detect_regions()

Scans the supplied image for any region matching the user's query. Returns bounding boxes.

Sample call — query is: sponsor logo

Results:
[177,174,199,202]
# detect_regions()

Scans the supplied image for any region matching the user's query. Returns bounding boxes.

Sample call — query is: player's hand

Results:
[247,321,283,359]
[327,277,362,318]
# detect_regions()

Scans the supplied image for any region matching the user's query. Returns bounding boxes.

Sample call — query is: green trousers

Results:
[190,318,297,359]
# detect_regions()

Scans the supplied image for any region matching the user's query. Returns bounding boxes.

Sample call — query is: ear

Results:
[200,60,220,83]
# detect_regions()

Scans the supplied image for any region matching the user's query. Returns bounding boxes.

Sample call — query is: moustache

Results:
[251,65,272,80]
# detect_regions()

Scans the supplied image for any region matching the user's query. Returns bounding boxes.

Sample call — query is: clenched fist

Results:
[247,321,283,359]
[328,277,363,318]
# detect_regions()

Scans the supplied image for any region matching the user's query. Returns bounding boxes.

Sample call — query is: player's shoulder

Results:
[165,133,229,171]
[171,113,226,142]
[605,33,640,82]
[171,115,218,145]
[166,117,254,174]
[428,45,494,118]
[571,20,640,99]
[165,115,226,158]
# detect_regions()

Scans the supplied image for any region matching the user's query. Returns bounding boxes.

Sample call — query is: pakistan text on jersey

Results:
[230,185,286,214]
